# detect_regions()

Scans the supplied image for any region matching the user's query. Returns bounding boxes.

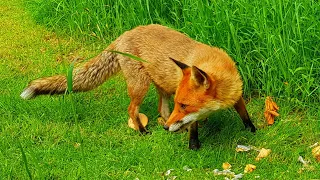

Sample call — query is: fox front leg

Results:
[188,121,200,150]
[233,97,256,133]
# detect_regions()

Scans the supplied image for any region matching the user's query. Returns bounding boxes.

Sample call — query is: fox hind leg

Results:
[121,62,151,133]
[234,97,256,132]
[127,80,151,133]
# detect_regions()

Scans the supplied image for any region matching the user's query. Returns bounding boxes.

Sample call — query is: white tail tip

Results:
[20,87,35,99]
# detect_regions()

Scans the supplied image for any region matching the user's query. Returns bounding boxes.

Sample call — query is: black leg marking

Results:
[189,122,201,150]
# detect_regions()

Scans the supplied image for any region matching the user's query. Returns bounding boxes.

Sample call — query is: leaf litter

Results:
[264,96,280,125]
[162,142,319,179]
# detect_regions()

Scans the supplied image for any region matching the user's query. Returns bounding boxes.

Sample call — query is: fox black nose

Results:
[163,125,169,130]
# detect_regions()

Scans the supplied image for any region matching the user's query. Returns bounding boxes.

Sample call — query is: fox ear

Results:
[170,57,189,70]
[191,66,210,89]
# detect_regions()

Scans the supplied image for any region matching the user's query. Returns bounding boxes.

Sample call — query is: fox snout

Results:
[164,119,191,132]
[163,125,169,130]
[163,121,182,132]
[164,107,214,132]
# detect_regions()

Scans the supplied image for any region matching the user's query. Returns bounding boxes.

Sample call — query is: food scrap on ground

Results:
[214,163,244,180]
[164,169,174,176]
[128,113,148,130]
[255,148,272,161]
[222,162,232,170]
[298,156,315,173]
[167,176,177,180]
[213,169,243,180]
[162,166,191,180]
[183,165,192,171]
[236,145,271,161]
[312,145,320,162]
[162,169,177,180]
[298,156,309,166]
[310,142,319,148]
[244,164,256,173]
[264,96,280,125]
[236,145,252,152]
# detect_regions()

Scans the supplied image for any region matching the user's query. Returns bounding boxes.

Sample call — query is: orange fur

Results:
[21,24,254,135]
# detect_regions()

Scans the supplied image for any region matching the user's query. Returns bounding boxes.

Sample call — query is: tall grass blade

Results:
[18,142,32,180]
[67,59,78,93]
[109,50,147,63]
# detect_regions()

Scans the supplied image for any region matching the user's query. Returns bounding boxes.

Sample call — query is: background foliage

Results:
[26,0,320,106]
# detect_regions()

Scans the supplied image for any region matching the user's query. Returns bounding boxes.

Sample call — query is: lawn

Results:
[0,0,319,179]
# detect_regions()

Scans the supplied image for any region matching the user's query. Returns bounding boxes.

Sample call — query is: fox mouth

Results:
[171,121,194,133]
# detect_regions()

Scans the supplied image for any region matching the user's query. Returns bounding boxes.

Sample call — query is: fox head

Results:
[164,58,221,132]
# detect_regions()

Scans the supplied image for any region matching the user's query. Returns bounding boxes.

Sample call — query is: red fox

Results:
[21,24,256,149]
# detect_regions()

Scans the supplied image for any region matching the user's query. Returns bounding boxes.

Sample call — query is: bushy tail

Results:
[20,46,120,99]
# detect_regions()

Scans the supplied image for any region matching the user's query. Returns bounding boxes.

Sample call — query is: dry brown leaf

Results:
[222,162,232,170]
[244,164,256,173]
[268,110,280,116]
[255,148,272,161]
[128,113,148,130]
[264,96,280,125]
[312,145,320,162]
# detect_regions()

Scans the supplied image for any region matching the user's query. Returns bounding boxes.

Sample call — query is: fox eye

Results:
[180,103,187,110]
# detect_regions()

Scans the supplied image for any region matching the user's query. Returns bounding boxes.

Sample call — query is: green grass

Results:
[0,0,319,179]
[25,0,320,105]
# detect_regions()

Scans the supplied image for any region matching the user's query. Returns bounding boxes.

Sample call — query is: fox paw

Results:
[139,128,152,135]
[244,122,256,133]
[189,140,201,150]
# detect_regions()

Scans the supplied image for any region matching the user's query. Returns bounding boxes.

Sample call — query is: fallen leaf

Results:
[264,96,280,125]
[255,148,271,161]
[312,145,320,162]
[222,162,232,170]
[244,164,256,173]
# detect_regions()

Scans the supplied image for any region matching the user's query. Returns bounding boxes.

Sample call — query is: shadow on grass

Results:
[198,110,256,148]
